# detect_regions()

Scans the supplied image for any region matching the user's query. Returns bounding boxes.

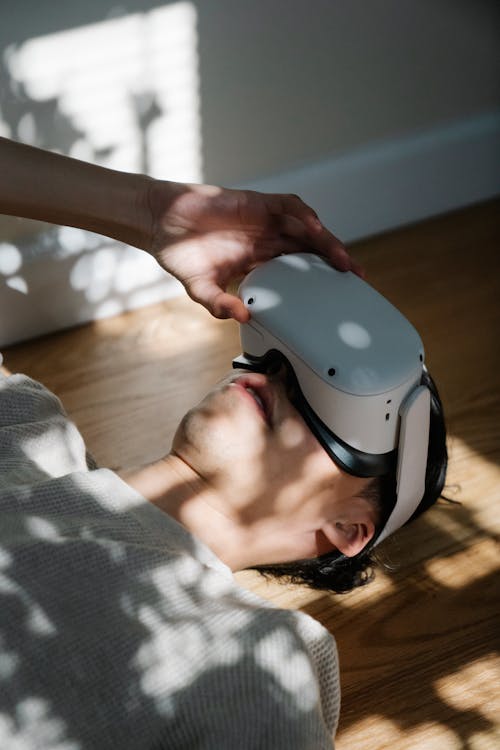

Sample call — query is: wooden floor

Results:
[3,199,500,749]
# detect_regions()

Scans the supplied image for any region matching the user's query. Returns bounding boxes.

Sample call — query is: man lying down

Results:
[0,138,447,749]
[0,259,447,749]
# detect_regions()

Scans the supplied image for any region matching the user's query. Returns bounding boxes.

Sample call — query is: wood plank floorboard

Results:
[3,198,500,749]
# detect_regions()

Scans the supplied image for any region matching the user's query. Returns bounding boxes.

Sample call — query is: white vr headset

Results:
[233,253,430,546]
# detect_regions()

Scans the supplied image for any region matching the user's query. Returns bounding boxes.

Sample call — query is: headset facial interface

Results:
[232,253,430,546]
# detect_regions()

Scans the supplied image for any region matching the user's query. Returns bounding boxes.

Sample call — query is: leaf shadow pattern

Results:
[0,28,171,348]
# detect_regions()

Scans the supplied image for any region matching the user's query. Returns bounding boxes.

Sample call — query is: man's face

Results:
[172,369,375,563]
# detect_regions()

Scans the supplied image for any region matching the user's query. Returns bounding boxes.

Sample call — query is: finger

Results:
[255,235,307,259]
[266,193,322,234]
[267,196,352,272]
[276,214,311,242]
[308,226,352,271]
[222,294,251,323]
[275,217,350,272]
[283,194,323,234]
[185,276,250,322]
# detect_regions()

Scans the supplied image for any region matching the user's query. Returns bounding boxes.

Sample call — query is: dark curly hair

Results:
[252,368,448,594]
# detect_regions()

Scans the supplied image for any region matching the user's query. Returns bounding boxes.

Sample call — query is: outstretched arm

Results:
[0,137,363,321]
[0,137,151,249]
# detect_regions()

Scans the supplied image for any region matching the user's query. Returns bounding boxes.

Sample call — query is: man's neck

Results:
[120,455,257,571]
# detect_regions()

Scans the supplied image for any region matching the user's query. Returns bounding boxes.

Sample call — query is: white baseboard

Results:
[241,110,500,242]
[1,111,499,347]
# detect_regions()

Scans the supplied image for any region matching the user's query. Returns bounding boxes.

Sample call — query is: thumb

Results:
[185,277,250,322]
[224,295,251,323]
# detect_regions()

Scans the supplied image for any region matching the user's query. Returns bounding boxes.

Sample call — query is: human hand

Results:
[145,180,364,322]
[0,138,363,322]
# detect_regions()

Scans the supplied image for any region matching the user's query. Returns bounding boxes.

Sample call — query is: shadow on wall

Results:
[0,1,201,346]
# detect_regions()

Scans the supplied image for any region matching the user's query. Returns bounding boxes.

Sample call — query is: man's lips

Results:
[230,373,275,427]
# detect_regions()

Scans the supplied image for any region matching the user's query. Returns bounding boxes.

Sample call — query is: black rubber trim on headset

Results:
[233,350,396,478]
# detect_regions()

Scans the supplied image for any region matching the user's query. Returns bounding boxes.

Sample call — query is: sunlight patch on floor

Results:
[434,655,500,749]
[425,537,499,589]
[338,715,463,750]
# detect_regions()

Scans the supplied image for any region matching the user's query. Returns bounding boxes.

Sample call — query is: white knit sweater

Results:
[0,371,340,749]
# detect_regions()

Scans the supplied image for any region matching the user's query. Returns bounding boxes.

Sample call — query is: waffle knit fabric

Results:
[0,371,340,749]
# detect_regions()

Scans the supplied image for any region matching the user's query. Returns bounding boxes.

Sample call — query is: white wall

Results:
[197,0,500,184]
[1,0,499,345]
